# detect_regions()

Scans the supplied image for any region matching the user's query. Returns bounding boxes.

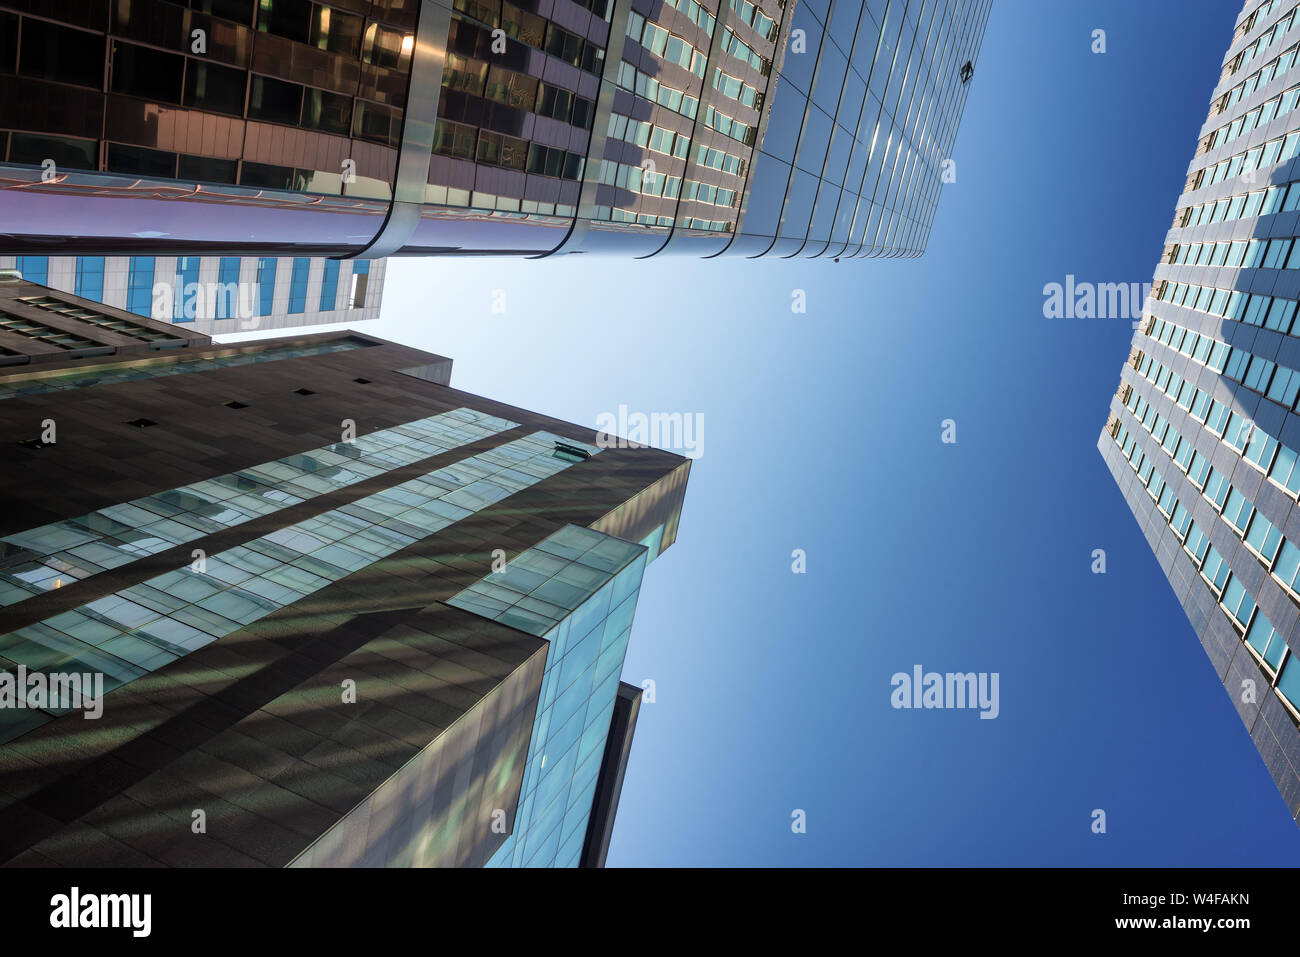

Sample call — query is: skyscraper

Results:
[1100,0,1300,826]
[1,254,385,337]
[0,274,689,866]
[0,0,988,258]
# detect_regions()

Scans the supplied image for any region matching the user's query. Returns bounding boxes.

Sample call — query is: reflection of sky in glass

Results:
[449,524,646,868]
[0,428,592,744]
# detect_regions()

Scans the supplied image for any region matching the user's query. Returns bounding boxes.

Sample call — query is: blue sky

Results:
[253,0,1300,864]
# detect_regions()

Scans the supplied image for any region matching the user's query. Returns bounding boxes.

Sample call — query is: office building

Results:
[1100,0,1300,826]
[0,273,689,866]
[1,254,384,336]
[0,0,988,258]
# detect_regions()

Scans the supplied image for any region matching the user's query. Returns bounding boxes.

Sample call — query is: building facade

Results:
[1100,0,1300,826]
[1,255,384,337]
[0,0,988,258]
[0,274,688,866]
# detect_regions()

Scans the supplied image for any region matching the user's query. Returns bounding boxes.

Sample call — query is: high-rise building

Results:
[0,274,689,866]
[1100,0,1300,827]
[0,254,385,337]
[0,0,988,258]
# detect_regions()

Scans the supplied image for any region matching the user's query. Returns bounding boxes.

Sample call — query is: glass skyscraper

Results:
[0,272,689,866]
[0,0,988,258]
[1101,0,1300,827]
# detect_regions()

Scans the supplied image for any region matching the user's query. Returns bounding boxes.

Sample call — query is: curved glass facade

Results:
[0,0,988,257]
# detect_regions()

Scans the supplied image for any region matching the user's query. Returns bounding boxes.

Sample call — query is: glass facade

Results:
[0,407,518,607]
[448,524,647,868]
[1100,0,1300,827]
[0,0,987,258]
[0,423,601,743]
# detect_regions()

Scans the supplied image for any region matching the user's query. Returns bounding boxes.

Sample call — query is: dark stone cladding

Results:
[0,289,689,866]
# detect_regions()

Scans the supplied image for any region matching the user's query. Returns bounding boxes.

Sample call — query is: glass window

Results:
[1202,545,1230,593]
[16,256,48,286]
[1245,511,1282,563]
[75,257,105,302]
[287,258,309,314]
[183,61,247,116]
[301,89,352,135]
[173,256,201,322]
[1277,657,1300,713]
[1220,576,1255,630]
[1274,539,1300,592]
[256,257,276,316]
[20,20,103,89]
[249,75,303,126]
[215,257,241,320]
[319,259,339,312]
[127,257,154,317]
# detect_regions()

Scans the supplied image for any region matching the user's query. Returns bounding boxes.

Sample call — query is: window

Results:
[1274,539,1300,594]
[572,96,595,129]
[301,89,352,135]
[1222,489,1252,533]
[111,42,184,104]
[353,101,401,148]
[454,0,500,27]
[1220,576,1255,631]
[288,258,309,314]
[20,20,103,89]
[1245,611,1287,671]
[1270,442,1300,495]
[249,76,303,126]
[476,130,528,171]
[362,23,412,69]
[536,85,573,122]
[1277,657,1300,715]
[319,260,339,312]
[502,2,545,45]
[350,261,369,308]
[1244,511,1282,564]
[173,257,201,322]
[545,25,583,65]
[256,258,276,316]
[179,155,239,184]
[485,66,538,110]
[257,0,312,43]
[16,257,48,286]
[127,258,154,317]
[1184,521,1210,563]
[309,5,363,56]
[1202,545,1230,593]
[432,119,476,160]
[443,54,487,96]
[184,62,247,116]
[1245,428,1279,471]
[107,144,176,177]
[216,257,241,320]
[75,257,105,302]
[8,133,96,171]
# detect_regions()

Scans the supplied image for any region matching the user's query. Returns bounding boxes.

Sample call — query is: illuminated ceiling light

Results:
[401,34,415,54]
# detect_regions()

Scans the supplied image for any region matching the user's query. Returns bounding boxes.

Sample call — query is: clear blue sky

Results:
[240,0,1300,864]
